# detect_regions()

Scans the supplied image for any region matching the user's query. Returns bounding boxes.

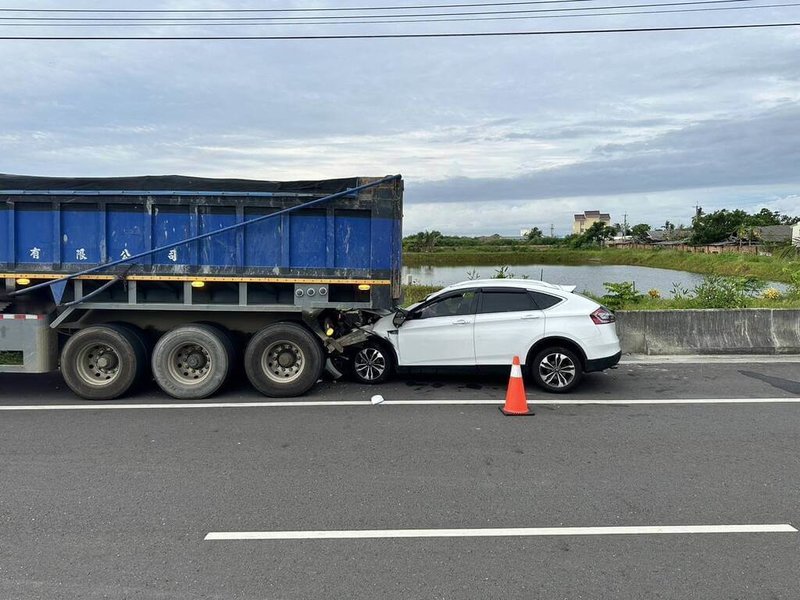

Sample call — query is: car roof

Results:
[433,279,574,296]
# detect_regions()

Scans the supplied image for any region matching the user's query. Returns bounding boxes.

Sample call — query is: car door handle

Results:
[521,314,542,320]
[452,319,470,325]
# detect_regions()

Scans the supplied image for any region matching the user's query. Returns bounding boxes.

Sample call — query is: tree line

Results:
[404,208,799,251]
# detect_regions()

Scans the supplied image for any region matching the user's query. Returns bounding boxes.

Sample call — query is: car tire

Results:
[244,322,324,398]
[61,324,146,400]
[350,341,394,385]
[151,324,233,400]
[530,346,583,393]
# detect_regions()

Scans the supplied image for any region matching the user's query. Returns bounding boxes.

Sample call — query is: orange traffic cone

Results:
[500,356,534,416]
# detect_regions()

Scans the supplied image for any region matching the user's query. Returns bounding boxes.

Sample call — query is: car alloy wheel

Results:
[354,347,387,382]
[538,351,577,389]
[350,342,394,385]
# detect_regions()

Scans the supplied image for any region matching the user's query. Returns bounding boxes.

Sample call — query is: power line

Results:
[2,3,796,27]
[0,0,704,13]
[0,21,797,39]
[0,0,771,21]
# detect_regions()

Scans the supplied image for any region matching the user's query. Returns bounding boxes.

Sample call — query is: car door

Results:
[473,288,546,365]
[394,289,478,366]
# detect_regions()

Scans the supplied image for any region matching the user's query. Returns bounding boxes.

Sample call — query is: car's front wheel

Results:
[351,342,394,384]
[530,347,583,393]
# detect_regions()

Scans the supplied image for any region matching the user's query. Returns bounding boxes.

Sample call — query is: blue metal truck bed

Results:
[0,174,403,310]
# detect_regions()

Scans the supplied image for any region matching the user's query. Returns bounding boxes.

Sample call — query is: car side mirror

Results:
[393,312,408,328]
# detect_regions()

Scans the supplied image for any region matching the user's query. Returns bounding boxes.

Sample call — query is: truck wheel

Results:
[530,346,583,394]
[110,323,152,391]
[351,342,394,384]
[244,323,324,397]
[151,324,233,400]
[61,325,145,400]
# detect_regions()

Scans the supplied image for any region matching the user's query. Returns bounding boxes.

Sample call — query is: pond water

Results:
[402,264,786,298]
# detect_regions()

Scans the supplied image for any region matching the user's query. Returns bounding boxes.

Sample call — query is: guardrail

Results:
[616,309,800,355]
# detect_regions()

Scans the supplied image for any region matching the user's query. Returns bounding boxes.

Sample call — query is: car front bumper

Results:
[584,351,622,373]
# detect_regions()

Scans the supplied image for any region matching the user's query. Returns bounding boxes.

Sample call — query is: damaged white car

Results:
[344,279,621,393]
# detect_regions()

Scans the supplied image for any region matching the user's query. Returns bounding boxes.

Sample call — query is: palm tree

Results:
[420,230,442,252]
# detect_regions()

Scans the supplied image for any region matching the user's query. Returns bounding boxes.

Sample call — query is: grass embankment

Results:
[584,294,800,311]
[404,248,800,283]
[402,285,440,306]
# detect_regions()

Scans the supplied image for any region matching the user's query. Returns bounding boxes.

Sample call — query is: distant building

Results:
[573,210,611,235]
[755,224,800,245]
[647,227,692,243]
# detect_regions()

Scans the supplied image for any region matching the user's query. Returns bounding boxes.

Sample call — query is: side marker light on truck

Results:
[358,284,371,291]
[191,280,206,288]
[16,278,31,286]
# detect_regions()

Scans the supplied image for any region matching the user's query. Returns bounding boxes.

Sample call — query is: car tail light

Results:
[590,307,616,325]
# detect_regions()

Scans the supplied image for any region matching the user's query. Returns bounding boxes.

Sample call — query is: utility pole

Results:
[550,223,554,238]
[623,213,628,234]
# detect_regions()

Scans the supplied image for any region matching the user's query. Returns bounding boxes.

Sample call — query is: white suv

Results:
[350,279,621,393]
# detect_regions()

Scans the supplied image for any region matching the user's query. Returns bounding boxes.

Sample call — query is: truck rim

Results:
[262,341,305,383]
[75,343,122,387]
[167,343,213,385]
[538,352,576,388]
[354,347,386,381]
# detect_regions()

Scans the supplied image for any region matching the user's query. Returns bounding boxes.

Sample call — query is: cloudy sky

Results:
[1,1,799,235]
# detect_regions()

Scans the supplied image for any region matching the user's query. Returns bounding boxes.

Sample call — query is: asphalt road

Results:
[1,360,799,599]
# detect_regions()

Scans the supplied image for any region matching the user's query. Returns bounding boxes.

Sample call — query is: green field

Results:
[404,247,800,283]
[0,351,23,366]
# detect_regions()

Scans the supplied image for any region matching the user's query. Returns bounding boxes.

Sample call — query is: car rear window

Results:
[529,291,562,309]
[479,291,535,314]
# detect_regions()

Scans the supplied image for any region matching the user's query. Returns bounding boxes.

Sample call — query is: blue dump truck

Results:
[0,173,403,400]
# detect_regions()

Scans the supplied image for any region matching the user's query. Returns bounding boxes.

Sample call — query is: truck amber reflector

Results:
[358,284,371,291]
[191,281,206,288]
[16,278,31,286]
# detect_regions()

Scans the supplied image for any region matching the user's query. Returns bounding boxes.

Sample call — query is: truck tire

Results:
[151,324,234,400]
[61,324,146,400]
[350,341,394,384]
[109,323,152,391]
[197,321,241,381]
[529,346,583,394]
[244,322,324,397]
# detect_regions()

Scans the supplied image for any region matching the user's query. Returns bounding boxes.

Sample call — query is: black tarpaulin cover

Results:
[0,173,361,195]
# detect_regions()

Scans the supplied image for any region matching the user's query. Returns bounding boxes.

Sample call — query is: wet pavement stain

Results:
[738,370,800,395]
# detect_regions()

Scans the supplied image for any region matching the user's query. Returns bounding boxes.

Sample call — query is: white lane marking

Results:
[621,355,800,365]
[205,524,798,541]
[1,397,800,411]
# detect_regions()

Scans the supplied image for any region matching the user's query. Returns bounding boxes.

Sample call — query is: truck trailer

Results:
[0,173,403,400]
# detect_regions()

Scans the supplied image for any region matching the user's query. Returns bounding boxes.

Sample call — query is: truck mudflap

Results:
[0,314,58,373]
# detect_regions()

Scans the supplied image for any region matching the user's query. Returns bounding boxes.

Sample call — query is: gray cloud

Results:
[407,103,800,203]
[1,1,799,234]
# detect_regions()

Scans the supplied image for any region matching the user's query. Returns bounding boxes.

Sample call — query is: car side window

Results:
[478,291,535,314]
[416,291,476,319]
[529,291,562,310]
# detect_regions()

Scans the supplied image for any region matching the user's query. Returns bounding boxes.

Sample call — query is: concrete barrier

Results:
[615,309,800,355]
